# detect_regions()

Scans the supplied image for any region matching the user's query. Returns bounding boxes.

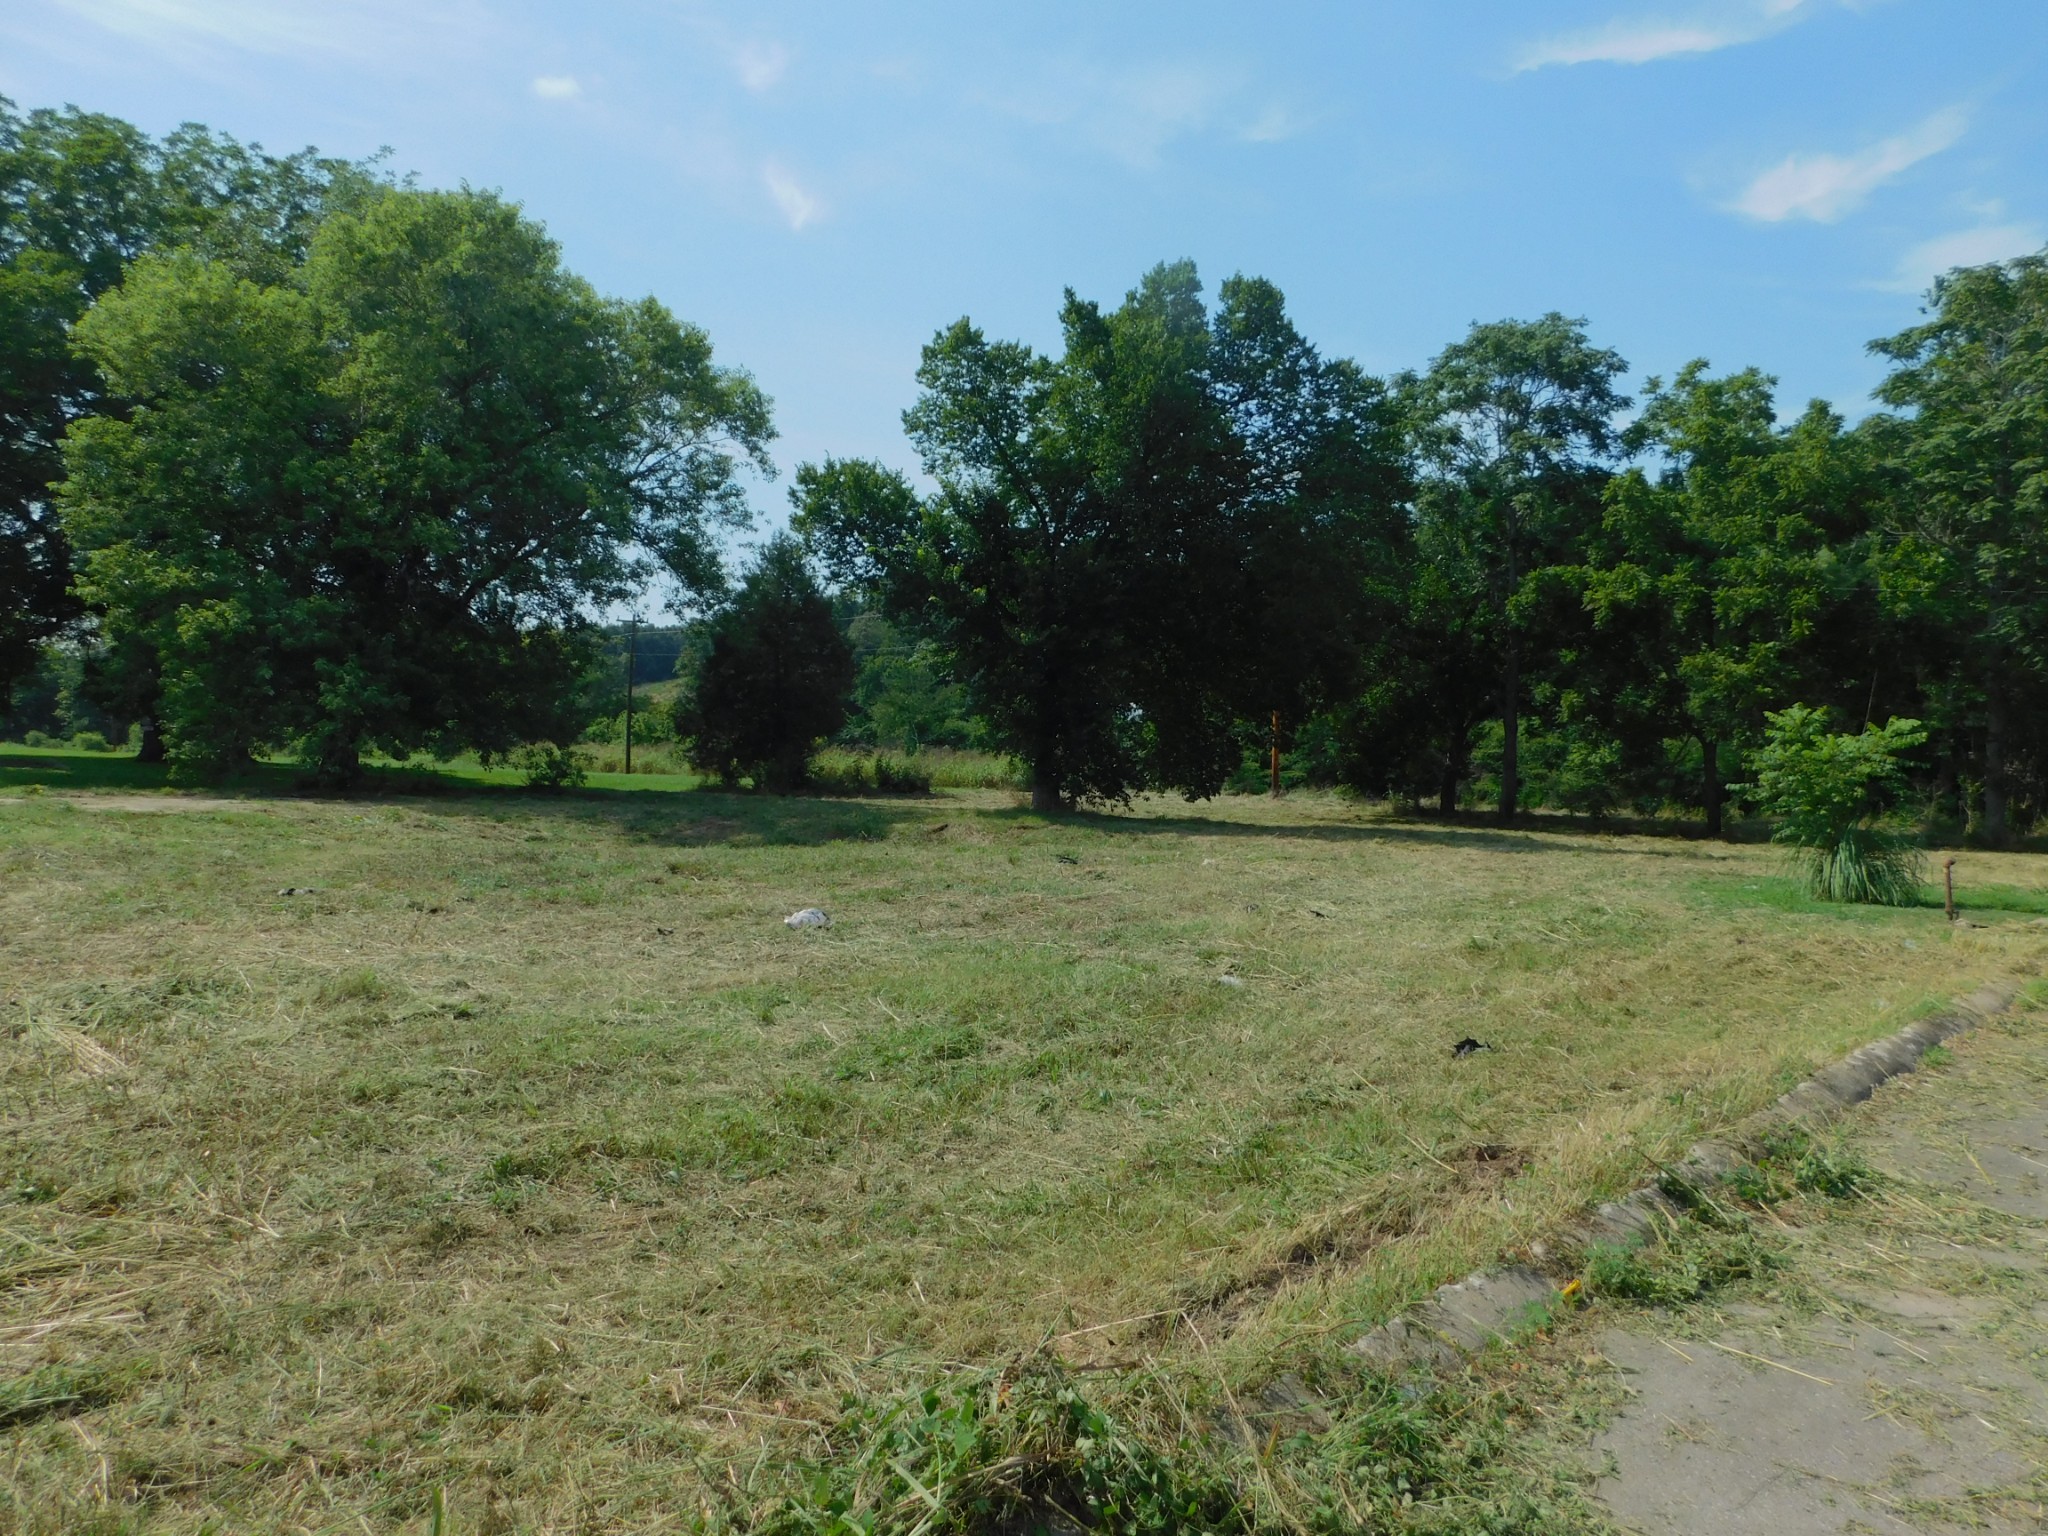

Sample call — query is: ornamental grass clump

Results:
[1742,705,1927,905]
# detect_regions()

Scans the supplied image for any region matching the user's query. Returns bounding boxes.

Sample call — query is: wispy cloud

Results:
[1876,222,2044,293]
[531,75,581,101]
[1732,107,1966,222]
[1240,104,1309,145]
[732,39,789,92]
[1516,0,1823,71]
[984,60,1237,168]
[51,0,364,54]
[762,162,823,230]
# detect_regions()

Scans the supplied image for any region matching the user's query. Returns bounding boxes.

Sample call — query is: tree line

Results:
[4,101,2046,838]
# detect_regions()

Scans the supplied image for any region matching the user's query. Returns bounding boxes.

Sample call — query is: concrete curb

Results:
[1347,980,2026,1372]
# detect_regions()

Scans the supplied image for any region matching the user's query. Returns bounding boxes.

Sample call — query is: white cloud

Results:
[1732,107,1967,222]
[762,163,822,230]
[531,75,581,100]
[731,38,789,92]
[1877,223,2045,293]
[1516,0,1822,71]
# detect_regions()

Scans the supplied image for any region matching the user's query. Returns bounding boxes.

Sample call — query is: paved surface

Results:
[1590,1019,2048,1535]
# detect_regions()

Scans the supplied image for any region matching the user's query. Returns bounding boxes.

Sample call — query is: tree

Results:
[1411,315,1628,821]
[1569,364,1880,834]
[1868,248,2048,843]
[679,537,854,791]
[0,100,372,727]
[796,263,1408,811]
[58,187,773,780]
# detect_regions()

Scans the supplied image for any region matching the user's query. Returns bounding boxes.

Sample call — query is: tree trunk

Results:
[1701,736,1723,838]
[1497,642,1520,825]
[1438,753,1459,817]
[135,714,165,765]
[1983,684,2010,845]
[1031,779,1061,814]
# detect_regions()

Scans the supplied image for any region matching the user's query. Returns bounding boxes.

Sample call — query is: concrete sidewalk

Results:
[1586,1015,2048,1534]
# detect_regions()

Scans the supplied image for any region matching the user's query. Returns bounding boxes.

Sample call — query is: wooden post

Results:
[624,617,638,776]
[1270,711,1281,797]
[1944,857,1957,922]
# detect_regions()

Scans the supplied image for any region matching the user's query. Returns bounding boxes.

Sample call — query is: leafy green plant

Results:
[759,1369,1238,1536]
[513,742,586,791]
[1740,705,1927,904]
[873,755,932,794]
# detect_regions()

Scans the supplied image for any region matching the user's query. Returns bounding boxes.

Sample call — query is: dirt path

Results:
[1586,1013,2048,1534]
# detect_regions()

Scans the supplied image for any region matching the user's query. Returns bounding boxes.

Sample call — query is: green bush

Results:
[806,751,935,795]
[22,730,51,747]
[1740,705,1927,904]
[873,755,932,793]
[70,730,113,752]
[512,743,586,791]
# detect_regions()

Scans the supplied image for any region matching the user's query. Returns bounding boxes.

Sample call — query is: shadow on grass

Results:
[995,802,1758,858]
[0,747,921,848]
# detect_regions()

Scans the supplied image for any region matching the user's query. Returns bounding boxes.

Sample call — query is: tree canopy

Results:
[58,186,772,779]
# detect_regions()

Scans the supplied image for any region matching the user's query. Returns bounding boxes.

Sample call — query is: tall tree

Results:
[795,263,1408,810]
[1570,363,1879,834]
[0,100,369,725]
[1868,249,2048,843]
[59,187,773,779]
[1412,315,1628,821]
[680,537,854,791]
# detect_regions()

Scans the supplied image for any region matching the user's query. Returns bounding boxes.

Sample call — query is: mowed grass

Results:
[2,761,2045,1532]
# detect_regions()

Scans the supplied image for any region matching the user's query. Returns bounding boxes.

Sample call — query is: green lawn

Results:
[2,753,2042,1532]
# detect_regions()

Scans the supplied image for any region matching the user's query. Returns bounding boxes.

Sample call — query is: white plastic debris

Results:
[1217,974,1245,988]
[784,908,831,929]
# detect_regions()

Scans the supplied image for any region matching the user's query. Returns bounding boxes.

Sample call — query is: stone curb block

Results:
[1347,980,2025,1371]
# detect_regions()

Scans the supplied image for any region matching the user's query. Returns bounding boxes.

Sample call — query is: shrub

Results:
[70,730,112,752]
[873,755,932,794]
[513,743,586,791]
[1740,705,1927,905]
[22,730,50,747]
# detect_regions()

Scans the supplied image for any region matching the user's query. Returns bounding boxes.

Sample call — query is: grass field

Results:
[2,747,2044,1532]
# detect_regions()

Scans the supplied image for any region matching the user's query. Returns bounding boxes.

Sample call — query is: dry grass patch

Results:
[1,785,2043,1531]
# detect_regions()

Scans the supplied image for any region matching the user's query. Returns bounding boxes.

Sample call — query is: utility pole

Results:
[624,616,639,775]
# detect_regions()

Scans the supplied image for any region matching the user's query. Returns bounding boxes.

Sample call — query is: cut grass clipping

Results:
[1,773,2042,1530]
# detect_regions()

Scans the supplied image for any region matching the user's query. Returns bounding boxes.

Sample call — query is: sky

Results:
[6,0,2047,550]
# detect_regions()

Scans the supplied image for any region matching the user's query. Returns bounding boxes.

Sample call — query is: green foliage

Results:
[681,538,855,792]
[761,1370,1237,1536]
[1585,1219,1777,1305]
[511,742,586,792]
[1568,364,1879,833]
[797,262,1409,812]
[1734,1129,1879,1202]
[1402,313,1631,820]
[0,99,379,714]
[1870,249,2048,841]
[808,750,934,795]
[58,185,773,782]
[1742,705,1927,904]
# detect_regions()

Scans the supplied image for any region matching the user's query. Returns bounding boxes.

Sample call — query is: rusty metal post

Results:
[1944,856,1957,922]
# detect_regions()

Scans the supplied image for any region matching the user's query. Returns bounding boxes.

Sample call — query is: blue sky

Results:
[7,1,2047,531]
